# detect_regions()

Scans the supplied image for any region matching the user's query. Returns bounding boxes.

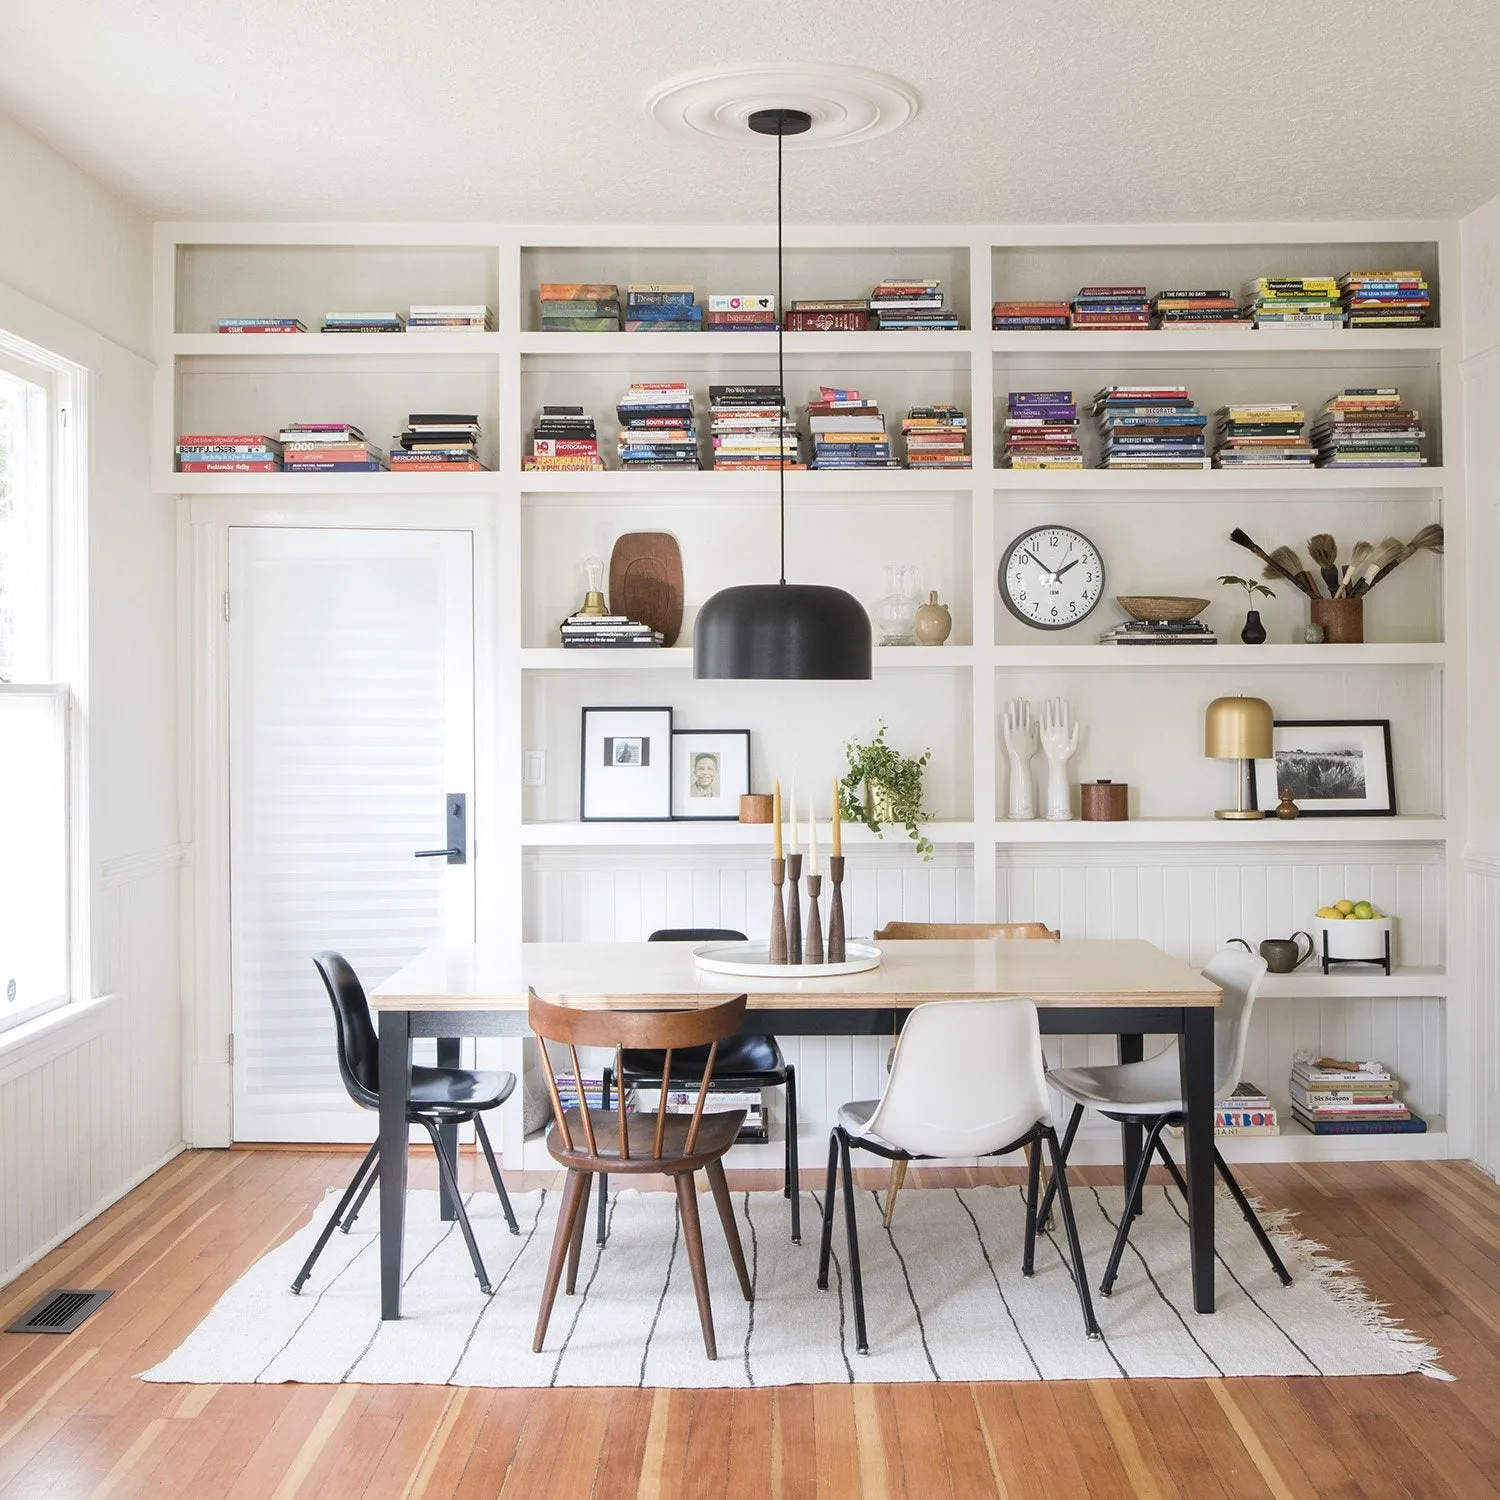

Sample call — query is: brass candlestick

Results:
[804,873,824,963]
[785,852,803,965]
[827,855,846,963]
[769,858,788,963]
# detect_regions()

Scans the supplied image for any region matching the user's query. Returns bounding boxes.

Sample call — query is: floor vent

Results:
[6,1288,113,1335]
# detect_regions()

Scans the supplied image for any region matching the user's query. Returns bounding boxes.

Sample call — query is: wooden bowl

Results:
[1115,595,1210,623]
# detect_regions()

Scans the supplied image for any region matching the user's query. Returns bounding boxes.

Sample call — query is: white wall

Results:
[0,112,180,1284]
[1461,187,1500,1176]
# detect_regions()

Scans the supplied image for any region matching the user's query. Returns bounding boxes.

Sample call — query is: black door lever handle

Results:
[414,847,462,858]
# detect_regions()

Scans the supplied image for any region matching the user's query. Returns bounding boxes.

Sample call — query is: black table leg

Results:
[436,1037,461,1222]
[1180,1005,1215,1313]
[1118,1032,1144,1217]
[379,1008,412,1320]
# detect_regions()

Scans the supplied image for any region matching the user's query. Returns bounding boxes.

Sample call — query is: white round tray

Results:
[692,940,883,978]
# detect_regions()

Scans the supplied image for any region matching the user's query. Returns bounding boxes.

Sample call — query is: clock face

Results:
[999,526,1105,631]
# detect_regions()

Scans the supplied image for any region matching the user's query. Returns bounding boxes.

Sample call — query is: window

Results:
[0,339,82,1034]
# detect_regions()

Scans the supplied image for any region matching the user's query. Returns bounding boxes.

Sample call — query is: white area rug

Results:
[143,1182,1443,1387]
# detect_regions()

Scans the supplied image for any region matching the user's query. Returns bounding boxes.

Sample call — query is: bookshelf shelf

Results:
[519,820,980,848]
[519,646,978,671]
[1258,966,1448,999]
[517,330,976,357]
[991,327,1447,356]
[168,332,505,356]
[992,466,1445,491]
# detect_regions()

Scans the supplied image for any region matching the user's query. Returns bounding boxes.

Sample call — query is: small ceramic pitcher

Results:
[1260,932,1314,973]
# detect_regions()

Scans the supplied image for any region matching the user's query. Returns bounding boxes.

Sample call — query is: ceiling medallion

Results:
[644,65,919,149]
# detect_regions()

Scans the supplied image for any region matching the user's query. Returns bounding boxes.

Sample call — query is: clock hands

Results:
[1055,557,1084,578]
[1021,548,1058,581]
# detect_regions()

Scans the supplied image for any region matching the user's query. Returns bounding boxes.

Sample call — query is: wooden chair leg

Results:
[883,1158,909,1228]
[533,1169,588,1352]
[674,1172,718,1360]
[705,1157,753,1301]
[566,1169,591,1294]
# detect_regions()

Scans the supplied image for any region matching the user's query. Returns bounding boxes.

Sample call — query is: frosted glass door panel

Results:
[229,528,474,1141]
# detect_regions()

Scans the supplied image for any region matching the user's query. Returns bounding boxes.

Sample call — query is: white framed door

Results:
[228,527,475,1141]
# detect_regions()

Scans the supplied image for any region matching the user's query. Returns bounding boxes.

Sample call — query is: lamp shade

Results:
[1204,696,1274,760]
[694,582,873,680]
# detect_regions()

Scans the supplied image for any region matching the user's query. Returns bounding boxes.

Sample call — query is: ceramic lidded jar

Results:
[913,591,952,646]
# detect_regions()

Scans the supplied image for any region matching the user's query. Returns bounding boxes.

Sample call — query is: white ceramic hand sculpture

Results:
[1040,698,1080,821]
[1002,698,1039,820]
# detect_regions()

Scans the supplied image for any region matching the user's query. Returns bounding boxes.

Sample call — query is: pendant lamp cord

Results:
[776,122,787,587]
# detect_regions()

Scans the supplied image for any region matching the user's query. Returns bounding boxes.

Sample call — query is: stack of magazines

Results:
[560,612,662,649]
[640,1087,767,1143]
[1099,620,1217,646]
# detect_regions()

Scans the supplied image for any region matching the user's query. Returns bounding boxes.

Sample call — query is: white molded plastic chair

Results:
[1041,945,1292,1295]
[816,997,1100,1352]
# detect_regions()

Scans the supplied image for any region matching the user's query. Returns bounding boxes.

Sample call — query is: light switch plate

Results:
[523,751,545,786]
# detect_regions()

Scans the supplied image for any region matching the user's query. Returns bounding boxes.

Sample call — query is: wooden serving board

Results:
[610,532,684,646]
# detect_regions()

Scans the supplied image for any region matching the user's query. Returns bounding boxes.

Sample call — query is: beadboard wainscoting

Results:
[0,846,184,1285]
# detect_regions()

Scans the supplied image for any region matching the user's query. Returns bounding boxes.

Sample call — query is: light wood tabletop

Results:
[371,938,1222,1012]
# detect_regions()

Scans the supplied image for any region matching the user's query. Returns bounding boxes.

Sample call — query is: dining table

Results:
[370,936,1223,1320]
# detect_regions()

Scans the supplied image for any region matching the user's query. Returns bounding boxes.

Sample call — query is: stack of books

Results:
[784,299,869,332]
[868,278,959,330]
[709,385,801,470]
[1092,385,1209,468]
[1339,270,1432,327]
[993,299,1072,330]
[1070,286,1150,329]
[1243,277,1343,328]
[388,413,485,471]
[175,433,283,473]
[1000,391,1083,469]
[1290,1056,1425,1135]
[1313,388,1426,467]
[320,312,405,334]
[655,1087,767,1144]
[1099,619,1217,646]
[807,386,897,469]
[707,294,776,332]
[279,423,386,472]
[1171,1080,1280,1137]
[901,404,970,469]
[1213,403,1316,467]
[524,406,605,471]
[551,1073,635,1111]
[406,304,491,330]
[216,317,304,335]
[559,612,662,650]
[616,382,699,469]
[625,284,701,333]
[539,283,621,332]
[1152,290,1250,328]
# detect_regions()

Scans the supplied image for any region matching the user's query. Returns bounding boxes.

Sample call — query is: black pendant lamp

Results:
[694,107,873,680]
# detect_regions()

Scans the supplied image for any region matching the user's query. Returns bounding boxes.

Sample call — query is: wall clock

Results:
[999,525,1106,630]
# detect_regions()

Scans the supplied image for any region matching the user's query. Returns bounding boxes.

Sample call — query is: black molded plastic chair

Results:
[597,928,800,1244]
[291,950,520,1296]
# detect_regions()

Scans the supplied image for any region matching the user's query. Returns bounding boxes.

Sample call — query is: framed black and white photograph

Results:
[671,730,750,820]
[580,707,673,821]
[1253,719,1396,817]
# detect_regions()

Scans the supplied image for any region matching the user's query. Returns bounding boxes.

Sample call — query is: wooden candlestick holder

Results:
[827,856,846,964]
[768,858,788,964]
[785,853,803,965]
[804,873,825,963]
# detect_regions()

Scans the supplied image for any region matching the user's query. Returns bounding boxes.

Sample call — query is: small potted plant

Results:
[1218,574,1275,645]
[839,722,934,859]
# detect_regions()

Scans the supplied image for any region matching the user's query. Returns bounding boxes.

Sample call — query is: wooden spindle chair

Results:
[527,988,754,1360]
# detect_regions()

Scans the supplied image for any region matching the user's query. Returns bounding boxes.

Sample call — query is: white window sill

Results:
[0,992,118,1086]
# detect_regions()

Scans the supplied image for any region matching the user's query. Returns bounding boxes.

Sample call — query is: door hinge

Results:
[223,591,231,622]
[225,1032,234,1064]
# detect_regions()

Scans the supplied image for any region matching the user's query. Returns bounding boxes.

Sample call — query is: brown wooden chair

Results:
[528,988,754,1360]
[872,920,1060,1223]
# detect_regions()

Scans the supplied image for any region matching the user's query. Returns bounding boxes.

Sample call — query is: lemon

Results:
[1316,906,1345,920]
[1335,899,1355,915]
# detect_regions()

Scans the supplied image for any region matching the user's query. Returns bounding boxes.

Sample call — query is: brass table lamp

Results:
[1205,695,1273,819]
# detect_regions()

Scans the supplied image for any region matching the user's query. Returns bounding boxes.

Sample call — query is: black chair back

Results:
[648,928,747,943]
[312,950,380,1109]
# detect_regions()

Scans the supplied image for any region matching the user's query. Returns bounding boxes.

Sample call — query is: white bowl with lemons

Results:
[1313,899,1391,961]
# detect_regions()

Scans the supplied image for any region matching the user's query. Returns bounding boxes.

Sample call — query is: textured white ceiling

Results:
[3,0,1499,223]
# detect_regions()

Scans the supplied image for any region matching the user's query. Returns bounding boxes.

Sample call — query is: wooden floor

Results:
[3,1151,1500,1499]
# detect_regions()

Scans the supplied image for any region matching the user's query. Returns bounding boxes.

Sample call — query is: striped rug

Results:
[142,1182,1442,1387]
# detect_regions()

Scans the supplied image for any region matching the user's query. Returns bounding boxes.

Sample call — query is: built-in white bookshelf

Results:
[157,220,1464,1165]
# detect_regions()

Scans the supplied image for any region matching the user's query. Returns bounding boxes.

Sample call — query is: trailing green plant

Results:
[838,721,933,860]
[1217,574,1276,605]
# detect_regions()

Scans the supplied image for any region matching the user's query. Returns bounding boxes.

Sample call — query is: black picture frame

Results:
[1252,718,1397,817]
[579,706,674,821]
[671,729,751,820]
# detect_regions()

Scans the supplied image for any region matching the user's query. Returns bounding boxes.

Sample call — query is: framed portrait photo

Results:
[672,730,751,820]
[1252,719,1396,817]
[579,706,673,821]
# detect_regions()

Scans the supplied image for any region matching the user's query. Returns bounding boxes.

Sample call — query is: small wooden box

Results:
[739,793,775,824]
[1080,781,1129,821]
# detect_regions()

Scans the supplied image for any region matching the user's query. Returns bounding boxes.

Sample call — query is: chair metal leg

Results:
[1022,1128,1042,1276]
[340,1144,380,1233]
[1152,1131,1190,1199]
[785,1065,800,1244]
[1035,1102,1084,1232]
[534,1169,589,1352]
[292,1141,379,1293]
[838,1129,869,1354]
[816,1130,839,1290]
[474,1114,519,1235]
[1043,1126,1101,1339]
[1100,1116,1171,1297]
[596,1067,612,1246]
[419,1118,492,1295]
[1215,1150,1293,1286]
[706,1157,754,1301]
[675,1171,718,1359]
